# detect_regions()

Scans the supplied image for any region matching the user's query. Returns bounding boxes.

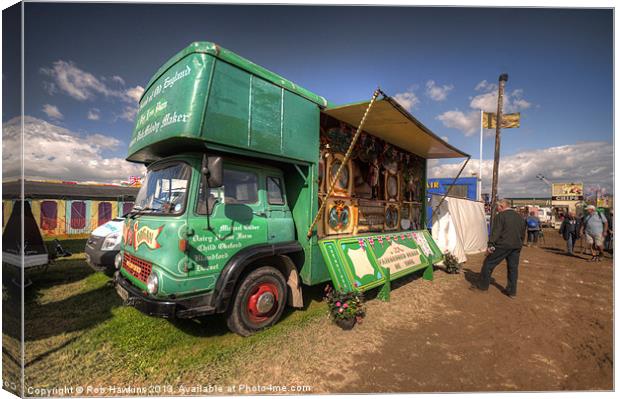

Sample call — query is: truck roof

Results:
[142,42,328,108]
[128,42,467,164]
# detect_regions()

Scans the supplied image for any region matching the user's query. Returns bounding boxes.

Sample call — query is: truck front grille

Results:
[122,253,152,284]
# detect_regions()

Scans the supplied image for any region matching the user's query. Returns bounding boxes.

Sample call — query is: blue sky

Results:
[3,3,613,196]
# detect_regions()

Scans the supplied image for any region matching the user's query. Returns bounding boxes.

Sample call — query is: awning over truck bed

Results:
[324,96,469,159]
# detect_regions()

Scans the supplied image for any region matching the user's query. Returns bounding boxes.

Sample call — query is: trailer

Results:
[114,42,469,336]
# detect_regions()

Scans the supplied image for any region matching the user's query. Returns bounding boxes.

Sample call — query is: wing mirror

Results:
[201,154,223,188]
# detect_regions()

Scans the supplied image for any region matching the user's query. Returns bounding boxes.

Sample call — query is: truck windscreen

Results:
[132,162,191,215]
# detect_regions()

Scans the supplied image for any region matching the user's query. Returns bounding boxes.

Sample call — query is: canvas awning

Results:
[323,96,469,159]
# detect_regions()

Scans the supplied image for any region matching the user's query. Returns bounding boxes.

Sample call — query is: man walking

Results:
[581,205,608,262]
[472,199,526,298]
[559,210,580,255]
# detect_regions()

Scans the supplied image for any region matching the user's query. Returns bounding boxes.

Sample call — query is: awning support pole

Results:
[430,156,471,224]
[306,87,381,239]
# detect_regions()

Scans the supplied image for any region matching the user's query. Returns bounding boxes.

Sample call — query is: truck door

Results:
[265,175,295,243]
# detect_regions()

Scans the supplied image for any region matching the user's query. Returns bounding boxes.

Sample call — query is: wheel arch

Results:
[212,241,304,313]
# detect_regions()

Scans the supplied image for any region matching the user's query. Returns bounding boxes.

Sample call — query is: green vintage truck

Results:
[114,42,468,336]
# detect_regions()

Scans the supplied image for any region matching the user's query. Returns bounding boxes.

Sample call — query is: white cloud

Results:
[393,90,420,112]
[87,108,100,120]
[436,110,480,136]
[469,81,532,113]
[118,105,138,122]
[111,75,126,85]
[40,60,142,104]
[475,80,496,92]
[42,104,63,120]
[437,80,533,135]
[125,86,145,103]
[40,60,111,101]
[84,133,120,150]
[428,141,613,197]
[425,80,454,101]
[2,116,144,183]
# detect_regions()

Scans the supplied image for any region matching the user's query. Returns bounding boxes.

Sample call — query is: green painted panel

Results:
[203,60,251,148]
[282,91,320,163]
[318,240,353,292]
[318,230,443,292]
[250,77,282,151]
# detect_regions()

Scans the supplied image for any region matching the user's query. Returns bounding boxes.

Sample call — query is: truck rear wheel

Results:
[226,266,288,336]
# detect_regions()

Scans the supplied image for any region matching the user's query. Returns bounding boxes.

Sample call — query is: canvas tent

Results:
[2,201,49,268]
[431,194,487,263]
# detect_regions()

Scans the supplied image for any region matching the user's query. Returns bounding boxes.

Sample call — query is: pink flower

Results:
[343,303,349,309]
[338,308,344,313]
[335,301,341,307]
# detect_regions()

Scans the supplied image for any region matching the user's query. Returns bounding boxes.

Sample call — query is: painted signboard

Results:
[318,230,443,292]
[552,183,584,201]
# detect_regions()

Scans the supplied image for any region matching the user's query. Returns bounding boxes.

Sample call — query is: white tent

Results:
[431,194,488,263]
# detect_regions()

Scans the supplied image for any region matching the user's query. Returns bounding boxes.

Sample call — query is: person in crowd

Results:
[580,205,608,262]
[604,209,613,252]
[559,210,581,255]
[526,210,541,247]
[471,199,526,298]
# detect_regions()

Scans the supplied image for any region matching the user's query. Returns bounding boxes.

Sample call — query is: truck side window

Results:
[197,168,259,214]
[267,176,285,205]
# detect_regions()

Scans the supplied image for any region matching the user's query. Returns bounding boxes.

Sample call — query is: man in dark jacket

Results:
[559,210,580,255]
[472,199,526,298]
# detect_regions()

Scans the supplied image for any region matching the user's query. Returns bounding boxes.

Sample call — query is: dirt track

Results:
[235,229,613,392]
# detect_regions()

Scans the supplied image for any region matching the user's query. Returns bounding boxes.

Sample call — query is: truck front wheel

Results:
[226,266,288,336]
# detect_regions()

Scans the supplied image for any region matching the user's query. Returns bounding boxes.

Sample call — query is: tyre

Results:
[226,266,288,336]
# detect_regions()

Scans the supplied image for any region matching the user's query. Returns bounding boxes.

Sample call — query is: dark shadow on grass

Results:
[168,314,231,338]
[24,335,81,367]
[26,259,96,292]
[24,283,120,341]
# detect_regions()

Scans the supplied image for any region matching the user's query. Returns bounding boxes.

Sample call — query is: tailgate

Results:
[318,230,443,292]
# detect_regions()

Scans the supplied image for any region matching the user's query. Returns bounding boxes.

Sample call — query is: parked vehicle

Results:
[114,42,467,336]
[85,217,124,276]
[538,207,552,227]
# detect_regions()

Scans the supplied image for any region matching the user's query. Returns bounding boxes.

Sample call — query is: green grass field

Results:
[7,255,328,391]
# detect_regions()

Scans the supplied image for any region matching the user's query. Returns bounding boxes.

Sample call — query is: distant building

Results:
[426,177,479,228]
[506,197,552,208]
[2,180,139,239]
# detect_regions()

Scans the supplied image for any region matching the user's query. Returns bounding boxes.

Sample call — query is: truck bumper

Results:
[114,273,216,319]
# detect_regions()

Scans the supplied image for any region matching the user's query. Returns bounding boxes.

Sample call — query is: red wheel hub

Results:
[246,282,279,324]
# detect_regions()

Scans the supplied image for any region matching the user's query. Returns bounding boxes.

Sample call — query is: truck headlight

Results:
[147,273,159,295]
[101,233,121,251]
[114,252,122,270]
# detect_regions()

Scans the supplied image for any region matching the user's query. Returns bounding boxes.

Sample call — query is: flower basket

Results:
[324,286,366,330]
[443,252,460,274]
[335,317,356,330]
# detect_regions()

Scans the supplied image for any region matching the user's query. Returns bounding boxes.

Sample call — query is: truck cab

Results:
[116,152,305,335]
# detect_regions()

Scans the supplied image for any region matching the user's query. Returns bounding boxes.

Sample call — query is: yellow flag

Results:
[482,112,520,129]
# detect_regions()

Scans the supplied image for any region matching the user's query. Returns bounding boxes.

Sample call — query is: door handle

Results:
[253,211,267,217]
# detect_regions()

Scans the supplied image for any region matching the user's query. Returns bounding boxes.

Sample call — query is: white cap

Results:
[586,205,596,211]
